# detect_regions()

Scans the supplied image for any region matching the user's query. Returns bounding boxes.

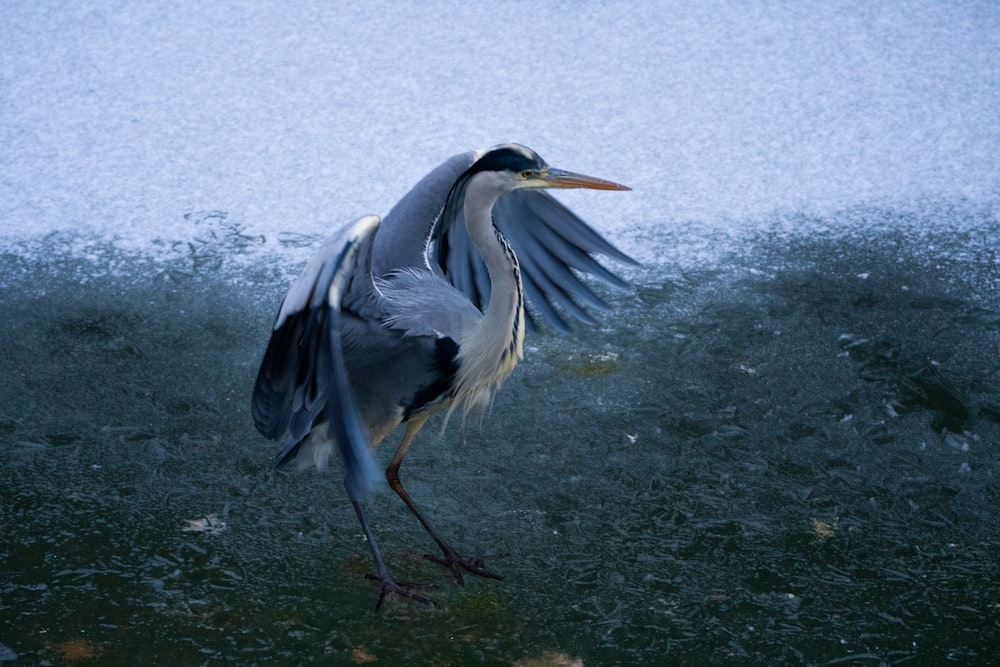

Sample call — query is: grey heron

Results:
[252,144,633,609]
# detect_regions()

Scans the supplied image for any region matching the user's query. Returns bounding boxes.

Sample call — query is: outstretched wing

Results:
[251,215,382,502]
[435,188,638,334]
[366,148,636,333]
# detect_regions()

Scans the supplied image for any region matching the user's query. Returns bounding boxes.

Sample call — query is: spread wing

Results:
[251,215,382,502]
[374,150,637,334]
[435,188,638,333]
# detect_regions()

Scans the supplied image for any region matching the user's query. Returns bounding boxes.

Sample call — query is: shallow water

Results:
[2,205,999,665]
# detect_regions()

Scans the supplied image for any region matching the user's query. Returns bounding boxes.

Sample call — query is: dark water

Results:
[2,206,999,665]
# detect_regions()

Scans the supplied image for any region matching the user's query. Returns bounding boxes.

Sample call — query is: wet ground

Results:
[1,204,999,665]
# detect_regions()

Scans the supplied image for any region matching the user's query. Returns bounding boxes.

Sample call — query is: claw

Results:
[424,549,508,586]
[365,572,437,611]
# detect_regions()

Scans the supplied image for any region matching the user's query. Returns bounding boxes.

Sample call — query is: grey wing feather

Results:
[251,215,383,502]
[369,147,636,334]
[372,151,477,276]
[436,188,638,334]
[376,268,482,339]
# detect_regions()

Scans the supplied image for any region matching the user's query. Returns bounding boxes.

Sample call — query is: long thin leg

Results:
[386,416,505,586]
[351,499,434,611]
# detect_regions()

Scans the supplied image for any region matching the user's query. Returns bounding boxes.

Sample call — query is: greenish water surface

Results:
[2,208,998,665]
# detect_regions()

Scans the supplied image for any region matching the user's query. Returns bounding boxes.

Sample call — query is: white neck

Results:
[463,173,521,330]
[449,172,525,415]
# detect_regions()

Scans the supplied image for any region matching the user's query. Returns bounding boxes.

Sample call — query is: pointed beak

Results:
[543,168,631,191]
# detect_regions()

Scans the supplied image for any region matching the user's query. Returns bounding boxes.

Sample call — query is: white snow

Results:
[2,2,998,266]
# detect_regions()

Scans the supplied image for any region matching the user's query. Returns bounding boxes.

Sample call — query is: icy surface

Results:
[2,1,998,265]
[2,3,1000,665]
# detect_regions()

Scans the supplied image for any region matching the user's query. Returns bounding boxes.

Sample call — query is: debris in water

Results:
[181,515,227,534]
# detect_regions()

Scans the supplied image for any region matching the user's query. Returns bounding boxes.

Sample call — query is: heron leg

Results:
[386,417,505,586]
[350,499,435,611]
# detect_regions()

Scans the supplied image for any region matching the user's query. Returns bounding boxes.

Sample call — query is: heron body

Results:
[252,144,632,608]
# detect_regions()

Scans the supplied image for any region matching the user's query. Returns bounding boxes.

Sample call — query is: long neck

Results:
[463,175,523,341]
[449,173,525,416]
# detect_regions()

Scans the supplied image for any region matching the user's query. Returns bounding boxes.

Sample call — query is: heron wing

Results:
[367,148,636,333]
[372,151,477,276]
[434,188,638,334]
[251,215,383,502]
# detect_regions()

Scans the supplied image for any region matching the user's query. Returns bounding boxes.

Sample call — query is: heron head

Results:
[470,143,631,193]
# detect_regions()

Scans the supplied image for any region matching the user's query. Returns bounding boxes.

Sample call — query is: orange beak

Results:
[542,168,631,191]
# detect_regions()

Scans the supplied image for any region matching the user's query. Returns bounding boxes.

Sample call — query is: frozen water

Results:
[2,2,999,665]
[2,1,997,265]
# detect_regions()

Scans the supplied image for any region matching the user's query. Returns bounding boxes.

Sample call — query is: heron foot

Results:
[424,549,507,586]
[364,572,437,611]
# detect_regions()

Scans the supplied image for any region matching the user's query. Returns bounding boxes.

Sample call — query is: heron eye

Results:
[521,169,535,178]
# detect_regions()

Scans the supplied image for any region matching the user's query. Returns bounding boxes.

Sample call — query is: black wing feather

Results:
[436,188,636,332]
[251,215,383,501]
